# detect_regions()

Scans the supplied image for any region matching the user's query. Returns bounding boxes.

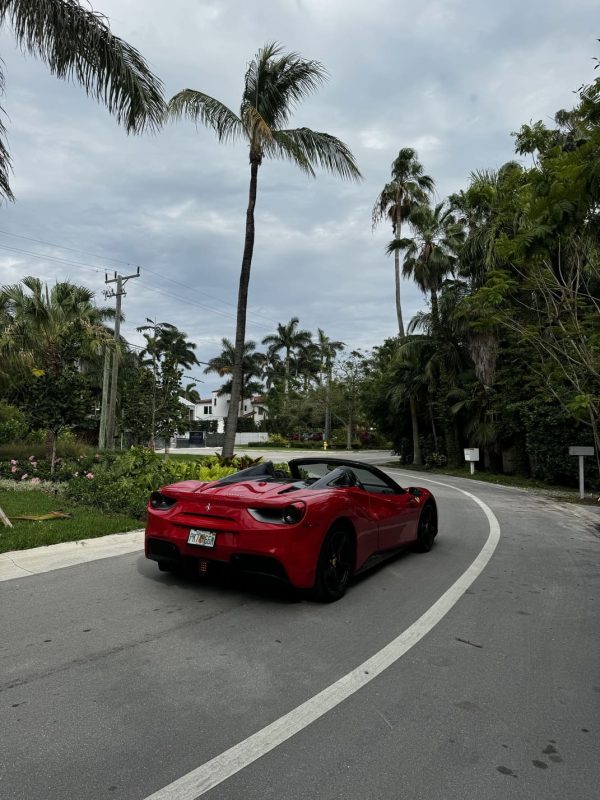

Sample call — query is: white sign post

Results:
[569,446,595,499]
[464,448,480,475]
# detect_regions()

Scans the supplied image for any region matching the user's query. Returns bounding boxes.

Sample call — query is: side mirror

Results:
[409,487,422,497]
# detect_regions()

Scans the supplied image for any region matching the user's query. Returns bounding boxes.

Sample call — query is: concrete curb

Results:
[0,529,145,583]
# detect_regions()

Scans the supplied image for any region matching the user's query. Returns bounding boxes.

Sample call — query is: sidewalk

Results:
[0,529,144,583]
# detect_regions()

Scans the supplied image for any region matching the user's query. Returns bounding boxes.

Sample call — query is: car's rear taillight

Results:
[282,502,306,524]
[149,491,177,511]
[248,501,306,525]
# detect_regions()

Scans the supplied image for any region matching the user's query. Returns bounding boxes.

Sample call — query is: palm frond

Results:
[168,90,243,143]
[241,104,274,148]
[0,65,14,202]
[1,0,165,133]
[270,127,362,181]
[242,43,327,130]
[386,237,414,255]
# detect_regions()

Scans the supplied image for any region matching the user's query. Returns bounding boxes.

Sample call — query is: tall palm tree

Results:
[387,202,464,465]
[373,149,434,336]
[390,202,465,333]
[262,317,314,395]
[169,43,361,457]
[0,0,165,202]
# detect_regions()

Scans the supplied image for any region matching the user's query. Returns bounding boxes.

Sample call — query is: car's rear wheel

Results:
[157,561,173,572]
[313,525,354,602]
[414,501,437,552]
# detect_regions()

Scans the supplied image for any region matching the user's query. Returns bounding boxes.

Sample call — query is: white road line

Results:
[143,482,501,800]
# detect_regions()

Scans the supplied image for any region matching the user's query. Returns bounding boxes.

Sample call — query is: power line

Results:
[0,229,280,327]
[0,229,133,268]
[0,243,103,274]
[0,241,274,332]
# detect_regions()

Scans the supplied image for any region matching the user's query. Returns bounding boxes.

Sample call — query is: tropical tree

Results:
[169,42,361,456]
[288,342,317,392]
[262,317,313,395]
[204,338,263,405]
[390,202,464,334]
[258,348,284,391]
[0,0,165,202]
[389,207,465,465]
[0,276,114,465]
[329,350,368,449]
[138,320,199,450]
[372,149,434,336]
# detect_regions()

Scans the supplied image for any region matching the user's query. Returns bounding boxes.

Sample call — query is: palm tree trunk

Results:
[222,159,259,458]
[394,218,405,337]
[429,401,438,450]
[324,365,332,442]
[284,348,290,395]
[409,397,423,465]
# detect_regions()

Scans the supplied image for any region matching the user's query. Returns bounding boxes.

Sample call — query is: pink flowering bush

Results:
[0,451,116,484]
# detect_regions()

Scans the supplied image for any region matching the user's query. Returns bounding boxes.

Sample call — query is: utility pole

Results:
[97,347,111,449]
[99,268,140,450]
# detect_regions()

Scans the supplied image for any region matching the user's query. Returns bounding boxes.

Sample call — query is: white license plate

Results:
[187,529,216,547]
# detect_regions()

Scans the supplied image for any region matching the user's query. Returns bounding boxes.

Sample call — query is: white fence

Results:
[234,432,269,444]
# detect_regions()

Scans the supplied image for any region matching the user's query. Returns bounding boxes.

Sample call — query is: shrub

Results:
[0,450,108,483]
[65,447,241,518]
[0,477,66,495]
[425,452,448,470]
[0,403,28,444]
[522,401,599,487]
[267,434,289,447]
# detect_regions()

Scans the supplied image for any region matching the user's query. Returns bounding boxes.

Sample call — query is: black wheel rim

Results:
[322,530,352,594]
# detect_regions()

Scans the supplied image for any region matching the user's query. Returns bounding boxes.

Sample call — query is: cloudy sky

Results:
[0,0,597,394]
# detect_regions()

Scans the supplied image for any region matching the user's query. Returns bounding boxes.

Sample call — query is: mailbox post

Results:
[464,448,480,475]
[569,446,595,499]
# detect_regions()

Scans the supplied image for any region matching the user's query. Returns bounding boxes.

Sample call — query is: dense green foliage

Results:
[360,54,600,488]
[64,447,252,517]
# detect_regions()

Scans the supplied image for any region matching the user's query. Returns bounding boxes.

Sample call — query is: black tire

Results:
[157,561,172,572]
[414,501,437,552]
[312,525,354,602]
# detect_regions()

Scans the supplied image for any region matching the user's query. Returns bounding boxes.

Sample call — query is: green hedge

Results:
[65,447,243,518]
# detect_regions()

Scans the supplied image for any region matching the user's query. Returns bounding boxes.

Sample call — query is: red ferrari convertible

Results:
[145,458,437,601]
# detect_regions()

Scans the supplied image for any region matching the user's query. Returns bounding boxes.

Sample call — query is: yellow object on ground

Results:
[9,511,73,521]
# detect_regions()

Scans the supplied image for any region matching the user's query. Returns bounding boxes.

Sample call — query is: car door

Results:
[369,491,421,551]
[345,486,379,565]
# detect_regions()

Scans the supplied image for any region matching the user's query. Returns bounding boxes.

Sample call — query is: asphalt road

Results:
[1,460,599,800]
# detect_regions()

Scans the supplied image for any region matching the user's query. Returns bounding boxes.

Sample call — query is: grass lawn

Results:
[0,490,142,554]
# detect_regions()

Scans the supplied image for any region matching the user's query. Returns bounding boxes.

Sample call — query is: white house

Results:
[194,390,268,433]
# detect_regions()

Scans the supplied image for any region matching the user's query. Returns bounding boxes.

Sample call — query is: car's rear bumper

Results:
[144,523,321,588]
